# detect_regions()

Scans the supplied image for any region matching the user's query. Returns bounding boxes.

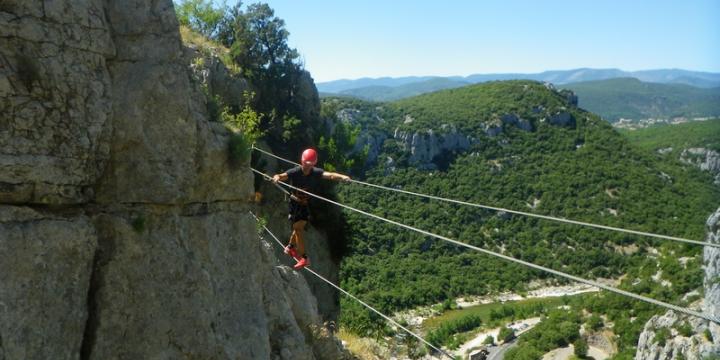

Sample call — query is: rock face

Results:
[0,206,97,359]
[353,131,387,165]
[0,1,346,359]
[0,1,114,205]
[393,126,474,167]
[705,209,720,341]
[680,148,720,185]
[187,47,250,111]
[634,207,720,359]
[501,114,533,132]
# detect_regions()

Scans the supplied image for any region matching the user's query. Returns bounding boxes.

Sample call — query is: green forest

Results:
[329,82,718,357]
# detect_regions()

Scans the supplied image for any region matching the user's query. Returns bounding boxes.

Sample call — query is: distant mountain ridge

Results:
[336,77,470,102]
[317,68,720,94]
[562,78,720,121]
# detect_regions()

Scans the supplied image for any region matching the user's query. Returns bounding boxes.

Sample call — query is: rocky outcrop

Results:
[335,108,387,165]
[680,148,720,185]
[634,208,720,359]
[544,82,578,107]
[501,114,533,132]
[393,126,474,167]
[547,111,576,127]
[187,47,250,110]
[353,132,387,165]
[0,1,346,359]
[290,70,321,130]
[705,209,720,340]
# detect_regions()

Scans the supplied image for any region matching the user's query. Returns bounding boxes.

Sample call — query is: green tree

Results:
[573,338,588,357]
[226,3,308,143]
[229,3,299,80]
[175,0,227,38]
[586,314,603,331]
[498,326,515,343]
[483,335,495,345]
[504,345,542,360]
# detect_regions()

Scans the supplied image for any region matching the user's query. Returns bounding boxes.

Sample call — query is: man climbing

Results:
[272,148,351,270]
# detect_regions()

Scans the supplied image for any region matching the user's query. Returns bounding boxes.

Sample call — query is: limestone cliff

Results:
[680,148,720,186]
[0,1,347,359]
[393,125,475,169]
[634,208,720,359]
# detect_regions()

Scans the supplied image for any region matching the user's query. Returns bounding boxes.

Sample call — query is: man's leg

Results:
[292,220,307,257]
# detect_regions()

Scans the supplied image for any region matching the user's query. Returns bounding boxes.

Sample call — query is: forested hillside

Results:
[563,78,720,122]
[619,118,720,153]
[326,82,719,357]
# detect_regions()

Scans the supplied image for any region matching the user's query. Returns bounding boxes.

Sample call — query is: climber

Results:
[272,148,351,270]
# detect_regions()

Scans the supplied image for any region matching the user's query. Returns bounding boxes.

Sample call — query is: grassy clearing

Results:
[422,294,590,332]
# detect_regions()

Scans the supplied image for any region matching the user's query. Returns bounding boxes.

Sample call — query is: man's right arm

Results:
[272,172,288,183]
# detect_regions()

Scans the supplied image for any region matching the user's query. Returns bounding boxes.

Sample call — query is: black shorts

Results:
[289,200,310,224]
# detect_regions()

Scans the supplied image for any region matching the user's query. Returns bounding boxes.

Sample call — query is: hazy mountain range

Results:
[317,68,720,95]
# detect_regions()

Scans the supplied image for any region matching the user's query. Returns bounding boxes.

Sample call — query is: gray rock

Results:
[635,207,720,359]
[484,123,504,137]
[393,125,474,166]
[0,1,347,359]
[680,148,720,185]
[187,46,251,111]
[0,1,114,205]
[559,89,578,106]
[0,206,96,359]
[256,189,342,323]
[705,208,720,341]
[290,70,321,128]
[501,114,533,132]
[337,108,362,125]
[353,132,387,165]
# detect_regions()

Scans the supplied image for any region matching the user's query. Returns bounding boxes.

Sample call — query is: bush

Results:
[654,327,671,346]
[675,321,693,337]
[228,132,251,166]
[483,335,494,345]
[131,214,146,233]
[498,326,515,343]
[586,314,603,331]
[223,92,264,166]
[573,338,588,357]
[504,345,542,360]
[426,315,482,348]
[175,0,226,38]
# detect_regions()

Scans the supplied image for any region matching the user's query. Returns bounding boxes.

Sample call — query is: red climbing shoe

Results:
[284,245,298,259]
[293,257,310,270]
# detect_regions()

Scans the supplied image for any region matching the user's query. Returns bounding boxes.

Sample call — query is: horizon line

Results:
[314,67,720,84]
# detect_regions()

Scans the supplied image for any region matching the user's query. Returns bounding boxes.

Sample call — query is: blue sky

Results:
[235,0,719,82]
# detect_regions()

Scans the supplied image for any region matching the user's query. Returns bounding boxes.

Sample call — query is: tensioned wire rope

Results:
[247,211,455,359]
[251,145,720,249]
[250,166,720,325]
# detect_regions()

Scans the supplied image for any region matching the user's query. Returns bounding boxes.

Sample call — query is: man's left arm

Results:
[322,171,351,182]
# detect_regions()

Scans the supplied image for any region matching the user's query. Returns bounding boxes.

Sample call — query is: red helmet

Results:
[301,148,318,165]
